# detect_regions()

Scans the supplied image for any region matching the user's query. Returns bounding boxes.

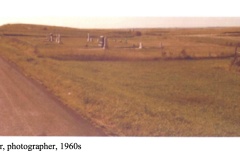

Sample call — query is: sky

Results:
[0,0,240,29]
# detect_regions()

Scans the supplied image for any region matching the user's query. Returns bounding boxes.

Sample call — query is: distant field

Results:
[0,24,240,136]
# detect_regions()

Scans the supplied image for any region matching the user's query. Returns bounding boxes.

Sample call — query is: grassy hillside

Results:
[0,24,240,136]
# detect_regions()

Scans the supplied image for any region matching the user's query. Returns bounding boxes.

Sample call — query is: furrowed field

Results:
[0,24,240,136]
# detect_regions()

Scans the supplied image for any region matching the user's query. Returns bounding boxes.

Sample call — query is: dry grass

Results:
[1,24,240,136]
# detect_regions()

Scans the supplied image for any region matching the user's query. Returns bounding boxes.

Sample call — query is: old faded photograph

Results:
[1,11,240,136]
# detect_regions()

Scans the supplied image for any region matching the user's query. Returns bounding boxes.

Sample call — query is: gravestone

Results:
[139,42,142,49]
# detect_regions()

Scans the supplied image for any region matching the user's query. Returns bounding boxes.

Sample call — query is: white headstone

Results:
[87,33,90,42]
[139,42,142,49]
[103,37,108,49]
[56,34,61,44]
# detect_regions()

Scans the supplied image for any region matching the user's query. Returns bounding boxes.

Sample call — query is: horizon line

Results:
[2,22,240,30]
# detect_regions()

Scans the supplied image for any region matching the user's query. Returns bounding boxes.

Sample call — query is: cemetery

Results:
[0,24,240,136]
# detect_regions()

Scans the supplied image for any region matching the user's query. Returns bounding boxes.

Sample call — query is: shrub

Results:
[135,31,142,36]
[180,49,192,60]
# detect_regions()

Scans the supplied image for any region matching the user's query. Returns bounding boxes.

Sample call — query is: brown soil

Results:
[0,57,106,136]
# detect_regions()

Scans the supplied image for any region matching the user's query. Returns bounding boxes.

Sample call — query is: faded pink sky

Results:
[0,0,240,28]
[1,17,240,29]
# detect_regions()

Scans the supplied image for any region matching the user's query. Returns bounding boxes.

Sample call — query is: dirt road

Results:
[0,57,106,136]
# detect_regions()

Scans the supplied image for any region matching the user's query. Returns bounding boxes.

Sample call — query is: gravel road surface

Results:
[0,57,106,136]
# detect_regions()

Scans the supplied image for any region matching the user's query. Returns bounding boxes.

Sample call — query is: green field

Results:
[0,24,240,136]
